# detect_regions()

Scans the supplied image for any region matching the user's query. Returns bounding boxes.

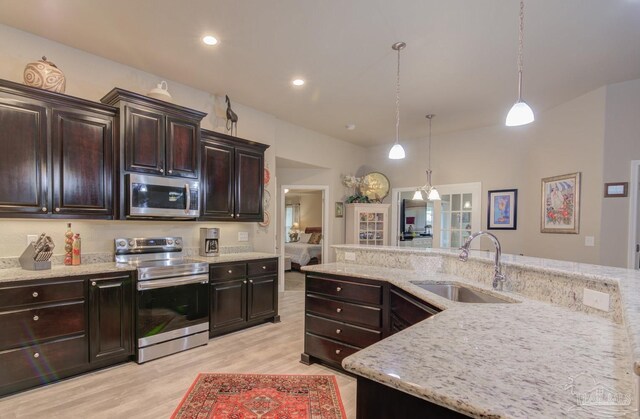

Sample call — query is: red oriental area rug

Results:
[171,373,346,419]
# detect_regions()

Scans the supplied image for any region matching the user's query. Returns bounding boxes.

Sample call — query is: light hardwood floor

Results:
[0,290,356,419]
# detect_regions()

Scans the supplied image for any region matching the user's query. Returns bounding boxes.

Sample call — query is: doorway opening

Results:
[279,185,329,292]
[629,160,640,269]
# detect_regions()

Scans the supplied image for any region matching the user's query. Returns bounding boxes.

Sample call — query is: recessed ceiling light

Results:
[202,35,218,46]
[292,79,305,86]
[345,124,356,131]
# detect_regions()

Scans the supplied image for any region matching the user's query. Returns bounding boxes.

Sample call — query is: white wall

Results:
[366,87,608,264]
[600,79,640,267]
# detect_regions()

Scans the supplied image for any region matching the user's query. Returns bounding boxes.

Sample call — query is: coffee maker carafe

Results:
[199,228,219,257]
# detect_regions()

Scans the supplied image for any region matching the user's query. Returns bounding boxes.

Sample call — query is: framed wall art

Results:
[335,202,344,218]
[541,172,581,234]
[487,189,518,230]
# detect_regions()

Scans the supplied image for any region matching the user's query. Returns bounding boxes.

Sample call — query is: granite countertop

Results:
[303,262,638,418]
[0,262,136,283]
[0,252,279,284]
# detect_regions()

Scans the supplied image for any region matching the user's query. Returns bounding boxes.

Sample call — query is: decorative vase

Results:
[23,56,66,93]
[147,80,173,102]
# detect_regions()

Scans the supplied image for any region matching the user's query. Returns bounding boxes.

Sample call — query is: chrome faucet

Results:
[458,231,506,290]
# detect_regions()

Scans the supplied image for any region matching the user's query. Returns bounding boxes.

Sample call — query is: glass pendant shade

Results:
[505,100,534,126]
[427,187,441,201]
[388,143,406,159]
[412,189,424,200]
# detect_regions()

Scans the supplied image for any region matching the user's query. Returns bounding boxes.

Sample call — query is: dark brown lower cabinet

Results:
[88,273,134,365]
[389,285,440,334]
[356,376,470,419]
[0,272,134,397]
[209,258,279,337]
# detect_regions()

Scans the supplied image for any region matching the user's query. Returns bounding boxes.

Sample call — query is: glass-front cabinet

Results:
[345,203,390,246]
[440,193,473,249]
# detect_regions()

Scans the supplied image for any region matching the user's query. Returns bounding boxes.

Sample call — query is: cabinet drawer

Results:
[305,313,381,348]
[306,294,381,329]
[0,302,85,351]
[210,263,247,280]
[0,335,87,386]
[306,275,382,305]
[247,259,278,277]
[305,332,359,366]
[0,280,84,310]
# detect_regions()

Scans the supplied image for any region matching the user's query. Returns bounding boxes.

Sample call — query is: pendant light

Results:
[505,0,534,127]
[388,42,406,159]
[412,114,441,201]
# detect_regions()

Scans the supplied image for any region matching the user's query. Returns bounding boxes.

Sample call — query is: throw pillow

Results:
[308,232,322,244]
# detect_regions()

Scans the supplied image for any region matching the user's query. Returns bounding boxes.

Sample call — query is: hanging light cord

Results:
[517,0,525,101]
[395,46,401,144]
[427,116,432,171]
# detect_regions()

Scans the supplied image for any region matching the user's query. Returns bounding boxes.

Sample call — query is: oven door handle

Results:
[137,274,208,290]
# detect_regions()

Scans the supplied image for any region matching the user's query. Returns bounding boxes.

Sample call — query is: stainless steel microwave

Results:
[127,174,199,219]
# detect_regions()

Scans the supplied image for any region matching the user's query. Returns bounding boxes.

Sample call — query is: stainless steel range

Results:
[115,237,209,363]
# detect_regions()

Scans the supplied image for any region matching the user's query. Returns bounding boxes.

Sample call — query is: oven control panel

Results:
[115,237,183,254]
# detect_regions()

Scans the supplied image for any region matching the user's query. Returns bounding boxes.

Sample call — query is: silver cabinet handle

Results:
[236,214,239,217]
[243,280,247,284]
[336,287,342,292]
[168,169,173,174]
[336,329,341,334]
[228,270,233,274]
[55,208,60,212]
[262,266,267,270]
[231,214,235,218]
[185,183,191,213]
[33,353,40,358]
[33,315,39,321]
[249,279,253,283]
[160,168,164,173]
[41,207,47,212]
[92,281,97,287]
[335,349,341,355]
[336,308,342,313]
[32,291,39,298]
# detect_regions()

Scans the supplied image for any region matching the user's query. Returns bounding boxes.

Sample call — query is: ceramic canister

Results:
[23,56,66,93]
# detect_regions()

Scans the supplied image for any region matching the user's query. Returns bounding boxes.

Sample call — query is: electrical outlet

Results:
[238,232,249,242]
[344,252,356,261]
[583,288,610,312]
[26,234,38,246]
[584,236,595,247]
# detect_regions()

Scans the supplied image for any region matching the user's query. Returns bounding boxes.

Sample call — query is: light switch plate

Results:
[26,235,38,246]
[238,232,249,242]
[583,288,610,312]
[585,236,595,247]
[344,252,356,261]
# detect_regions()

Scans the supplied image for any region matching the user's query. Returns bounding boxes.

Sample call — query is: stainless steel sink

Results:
[410,282,513,303]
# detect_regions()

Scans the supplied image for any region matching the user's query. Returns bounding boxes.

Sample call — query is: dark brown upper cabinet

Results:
[101,88,206,180]
[0,79,116,219]
[200,129,269,222]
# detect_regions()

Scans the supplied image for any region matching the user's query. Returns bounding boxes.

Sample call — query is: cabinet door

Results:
[88,274,133,364]
[124,105,164,175]
[51,108,113,217]
[247,275,277,321]
[201,141,235,220]
[389,286,439,334]
[166,116,199,178]
[234,147,263,221]
[0,98,48,215]
[210,278,247,334]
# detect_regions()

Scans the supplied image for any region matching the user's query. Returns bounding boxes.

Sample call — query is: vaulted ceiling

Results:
[1,0,639,146]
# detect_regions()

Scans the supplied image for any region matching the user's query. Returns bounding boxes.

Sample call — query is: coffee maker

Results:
[199,228,219,257]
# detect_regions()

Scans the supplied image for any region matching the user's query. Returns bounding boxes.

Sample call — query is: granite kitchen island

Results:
[303,245,640,418]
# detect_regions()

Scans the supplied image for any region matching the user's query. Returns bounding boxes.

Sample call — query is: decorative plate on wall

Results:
[264,167,271,186]
[263,190,271,210]
[258,211,270,227]
[362,172,390,202]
